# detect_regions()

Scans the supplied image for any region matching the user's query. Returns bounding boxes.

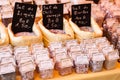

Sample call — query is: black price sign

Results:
[12,2,37,34]
[42,4,63,30]
[72,4,91,27]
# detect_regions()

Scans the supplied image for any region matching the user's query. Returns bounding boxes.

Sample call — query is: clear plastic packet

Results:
[15,52,30,63]
[0,52,12,61]
[38,59,54,79]
[33,48,49,55]
[58,58,73,76]
[48,42,63,57]
[49,42,63,51]
[19,61,36,80]
[14,46,30,55]
[74,55,89,74]
[18,55,34,67]
[70,51,82,61]
[54,52,68,70]
[95,37,108,44]
[86,48,100,59]
[31,43,44,54]
[0,45,13,54]
[65,39,78,49]
[101,45,114,56]
[90,53,105,72]
[97,42,110,50]
[69,45,81,53]
[104,50,119,70]
[0,62,16,80]
[34,53,50,65]
[1,56,16,66]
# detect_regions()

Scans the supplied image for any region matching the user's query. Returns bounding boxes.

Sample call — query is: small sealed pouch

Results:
[95,37,109,44]
[1,56,16,66]
[70,51,82,61]
[34,52,50,65]
[38,59,54,79]
[31,43,44,54]
[33,48,50,59]
[54,51,68,70]
[87,48,100,59]
[74,55,89,74]
[14,46,30,55]
[48,42,63,57]
[15,52,30,63]
[104,50,119,70]
[101,45,114,56]
[65,39,79,49]
[97,42,110,50]
[54,47,67,57]
[90,53,105,72]
[49,42,63,52]
[0,52,12,61]
[69,45,81,53]
[85,44,97,50]
[58,58,73,76]
[18,55,34,67]
[0,45,13,54]
[54,48,68,62]
[19,61,36,80]
[33,48,49,55]
[0,62,16,80]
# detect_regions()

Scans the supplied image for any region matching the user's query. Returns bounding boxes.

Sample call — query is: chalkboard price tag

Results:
[12,2,37,34]
[42,4,63,30]
[72,4,91,27]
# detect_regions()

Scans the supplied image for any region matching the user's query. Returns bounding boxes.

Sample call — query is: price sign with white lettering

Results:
[72,4,91,27]
[12,2,37,34]
[42,4,63,30]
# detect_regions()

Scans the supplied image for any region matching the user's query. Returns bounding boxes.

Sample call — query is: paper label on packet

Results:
[20,61,35,73]
[55,48,67,54]
[50,42,62,51]
[0,52,12,60]
[39,59,54,70]
[0,63,15,75]
[70,45,81,52]
[55,52,67,62]
[19,56,33,65]
[92,53,105,61]
[61,58,73,68]
[108,50,119,60]
[76,55,89,64]
[36,54,50,64]
[1,57,16,66]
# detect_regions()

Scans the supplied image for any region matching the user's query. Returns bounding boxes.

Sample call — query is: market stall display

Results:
[0,0,120,80]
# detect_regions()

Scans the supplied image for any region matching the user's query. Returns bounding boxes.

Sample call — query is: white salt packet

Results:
[38,59,54,70]
[0,62,15,75]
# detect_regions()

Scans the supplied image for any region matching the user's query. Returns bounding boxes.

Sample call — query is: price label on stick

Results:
[12,2,37,34]
[42,4,63,30]
[72,4,91,27]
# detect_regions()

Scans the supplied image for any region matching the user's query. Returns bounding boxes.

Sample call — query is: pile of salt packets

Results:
[0,37,119,80]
